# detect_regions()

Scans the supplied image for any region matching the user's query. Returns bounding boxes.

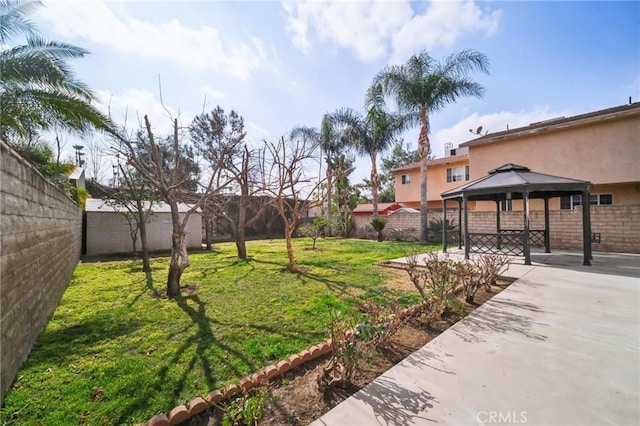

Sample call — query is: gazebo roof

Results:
[441,163,591,201]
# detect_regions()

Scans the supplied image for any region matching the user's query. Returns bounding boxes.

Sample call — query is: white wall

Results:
[86,211,202,256]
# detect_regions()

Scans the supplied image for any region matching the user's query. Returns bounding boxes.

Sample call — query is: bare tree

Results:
[84,135,110,183]
[190,107,271,259]
[261,135,326,273]
[104,163,159,272]
[114,115,232,297]
[204,146,272,258]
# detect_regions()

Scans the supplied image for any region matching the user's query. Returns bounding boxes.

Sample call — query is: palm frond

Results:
[0,0,42,43]
[1,88,113,137]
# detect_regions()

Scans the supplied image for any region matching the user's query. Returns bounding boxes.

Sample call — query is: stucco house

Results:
[85,199,202,256]
[380,101,639,252]
[394,102,639,212]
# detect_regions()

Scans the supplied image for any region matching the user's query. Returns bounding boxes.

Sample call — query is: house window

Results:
[446,166,470,183]
[501,199,513,211]
[560,193,613,209]
[401,174,411,184]
[595,193,613,205]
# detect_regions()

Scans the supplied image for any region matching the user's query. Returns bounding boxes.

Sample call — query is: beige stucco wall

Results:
[395,156,470,209]
[467,114,640,184]
[474,182,640,211]
[86,211,202,256]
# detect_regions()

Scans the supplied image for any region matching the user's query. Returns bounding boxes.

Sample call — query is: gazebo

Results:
[441,164,593,266]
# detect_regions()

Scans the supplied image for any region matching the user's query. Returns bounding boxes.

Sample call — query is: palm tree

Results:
[331,86,407,220]
[0,0,111,143]
[374,49,489,242]
[290,114,344,220]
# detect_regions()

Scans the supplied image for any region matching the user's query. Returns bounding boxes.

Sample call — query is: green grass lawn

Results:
[2,238,434,425]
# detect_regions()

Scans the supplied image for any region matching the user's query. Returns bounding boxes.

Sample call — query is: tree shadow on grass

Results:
[296,271,370,296]
[199,257,253,278]
[126,270,156,308]
[113,293,260,424]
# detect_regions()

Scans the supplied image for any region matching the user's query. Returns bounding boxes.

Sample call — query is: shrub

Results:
[421,251,459,302]
[456,260,482,304]
[358,224,376,240]
[370,217,387,242]
[355,299,413,348]
[428,218,457,243]
[477,254,510,291]
[317,311,369,392]
[388,227,417,242]
[223,386,269,426]
[403,249,461,314]
[298,217,331,249]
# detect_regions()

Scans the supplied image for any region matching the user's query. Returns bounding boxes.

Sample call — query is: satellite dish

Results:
[476,126,483,134]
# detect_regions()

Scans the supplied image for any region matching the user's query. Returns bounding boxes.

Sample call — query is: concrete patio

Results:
[312,250,640,425]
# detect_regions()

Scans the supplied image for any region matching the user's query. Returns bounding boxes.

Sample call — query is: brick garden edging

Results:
[147,338,334,425]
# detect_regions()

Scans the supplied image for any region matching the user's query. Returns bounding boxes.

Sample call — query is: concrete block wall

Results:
[353,205,640,253]
[0,142,82,402]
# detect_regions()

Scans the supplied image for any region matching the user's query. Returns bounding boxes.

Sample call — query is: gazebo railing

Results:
[468,232,524,256]
[467,229,546,256]
[499,229,546,247]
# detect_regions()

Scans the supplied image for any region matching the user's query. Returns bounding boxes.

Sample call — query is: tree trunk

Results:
[236,228,247,259]
[136,199,151,273]
[205,216,212,251]
[167,205,189,298]
[326,165,333,216]
[285,226,296,272]
[236,180,249,259]
[419,113,430,243]
[370,152,379,218]
[167,233,183,297]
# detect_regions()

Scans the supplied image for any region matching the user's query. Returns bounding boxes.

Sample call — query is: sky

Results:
[31,0,640,186]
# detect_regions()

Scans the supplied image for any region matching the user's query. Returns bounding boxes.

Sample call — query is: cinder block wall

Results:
[0,142,82,402]
[354,205,640,253]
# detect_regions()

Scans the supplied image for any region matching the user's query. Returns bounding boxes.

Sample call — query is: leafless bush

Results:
[476,254,510,291]
[318,312,369,392]
[421,251,458,303]
[403,248,427,299]
[456,260,482,303]
[355,299,413,348]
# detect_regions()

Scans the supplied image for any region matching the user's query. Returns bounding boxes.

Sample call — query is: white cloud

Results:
[39,1,266,80]
[390,1,501,64]
[282,0,500,63]
[431,107,568,157]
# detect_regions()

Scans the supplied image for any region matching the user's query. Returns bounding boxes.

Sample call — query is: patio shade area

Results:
[440,164,593,265]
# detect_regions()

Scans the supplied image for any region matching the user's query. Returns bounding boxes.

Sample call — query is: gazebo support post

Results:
[442,200,448,253]
[463,195,470,260]
[544,197,551,253]
[496,200,502,250]
[457,199,462,249]
[582,190,592,266]
[523,191,531,265]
